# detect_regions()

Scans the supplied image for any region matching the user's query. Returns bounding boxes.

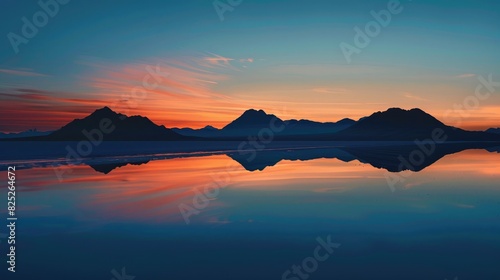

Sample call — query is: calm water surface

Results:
[1,149,500,279]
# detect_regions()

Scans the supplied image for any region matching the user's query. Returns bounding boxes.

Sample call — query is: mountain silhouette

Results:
[220,109,285,137]
[284,118,355,135]
[487,128,500,134]
[3,106,500,141]
[332,108,499,141]
[226,147,357,171]
[45,107,188,141]
[175,109,356,138]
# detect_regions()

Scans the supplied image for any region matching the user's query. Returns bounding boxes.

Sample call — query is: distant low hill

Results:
[172,125,220,138]
[0,129,52,139]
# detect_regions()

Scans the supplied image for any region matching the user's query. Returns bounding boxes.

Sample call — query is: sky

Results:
[0,0,499,132]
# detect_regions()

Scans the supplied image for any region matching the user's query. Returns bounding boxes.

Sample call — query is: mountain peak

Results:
[93,106,116,115]
[222,109,283,131]
[241,109,267,117]
[233,109,276,121]
[203,125,218,130]
[381,107,423,114]
[364,107,443,126]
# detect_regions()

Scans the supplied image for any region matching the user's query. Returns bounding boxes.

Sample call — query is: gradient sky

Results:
[1,0,499,132]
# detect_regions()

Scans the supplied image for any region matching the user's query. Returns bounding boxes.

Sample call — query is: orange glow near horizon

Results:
[1,57,499,132]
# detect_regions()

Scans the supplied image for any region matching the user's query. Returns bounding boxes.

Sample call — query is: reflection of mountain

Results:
[487,146,500,153]
[226,147,357,171]
[46,142,498,174]
[341,143,497,172]
[44,107,188,141]
[227,143,499,172]
[2,141,499,174]
[89,160,150,174]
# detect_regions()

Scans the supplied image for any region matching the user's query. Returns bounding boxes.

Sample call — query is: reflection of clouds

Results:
[232,158,385,191]
[206,216,232,224]
[403,182,424,190]
[9,148,500,226]
[312,187,349,193]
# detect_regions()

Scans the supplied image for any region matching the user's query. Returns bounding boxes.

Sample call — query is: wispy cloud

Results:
[456,73,476,79]
[0,68,47,77]
[239,58,254,63]
[199,53,255,70]
[0,89,110,132]
[312,87,348,94]
[203,52,234,66]
[80,55,260,128]
[0,53,262,132]
[403,92,428,101]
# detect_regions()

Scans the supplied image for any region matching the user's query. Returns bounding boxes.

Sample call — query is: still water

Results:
[1,148,500,279]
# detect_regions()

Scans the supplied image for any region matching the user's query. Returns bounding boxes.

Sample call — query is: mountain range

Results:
[3,106,500,141]
[172,109,355,138]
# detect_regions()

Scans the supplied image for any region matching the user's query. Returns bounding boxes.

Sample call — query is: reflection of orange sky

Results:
[396,149,500,191]
[17,155,380,221]
[12,148,500,223]
[420,149,500,176]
